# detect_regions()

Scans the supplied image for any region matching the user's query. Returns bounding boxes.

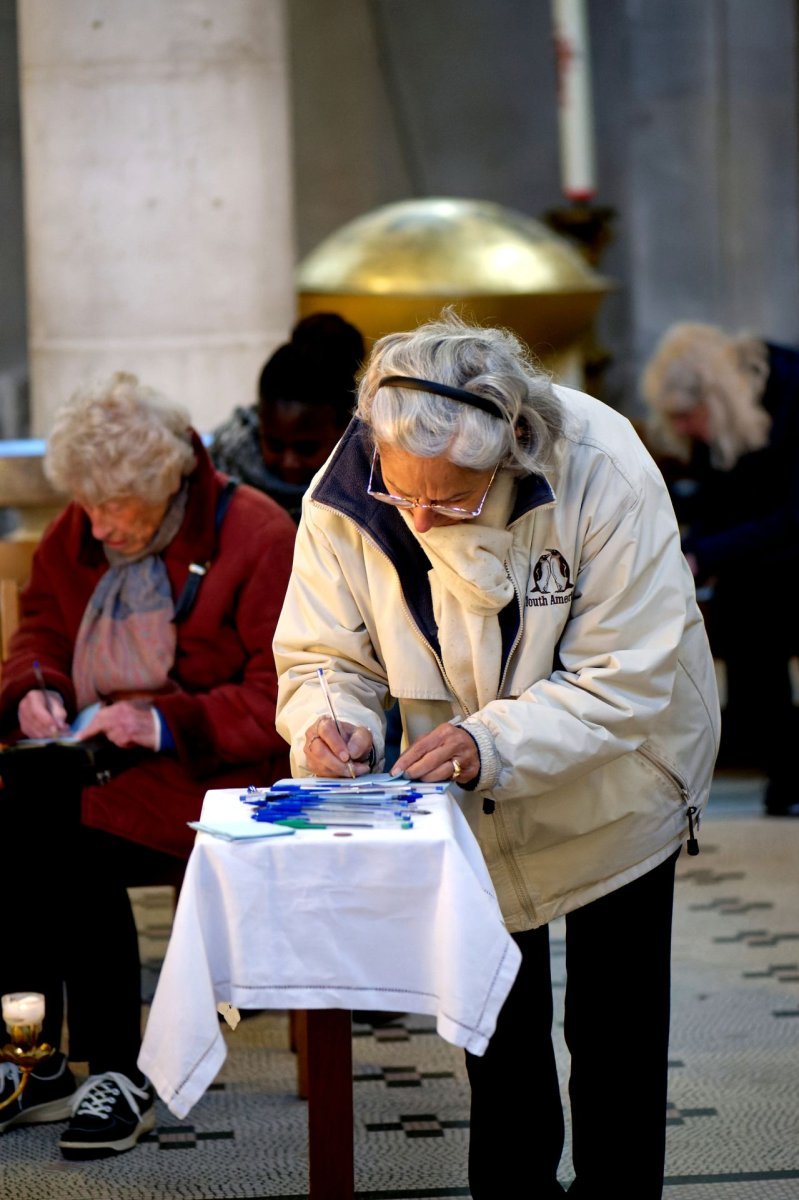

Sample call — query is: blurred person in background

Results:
[210,312,365,523]
[642,322,799,817]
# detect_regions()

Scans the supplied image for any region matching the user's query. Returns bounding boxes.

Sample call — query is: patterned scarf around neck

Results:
[400,470,516,716]
[72,484,188,711]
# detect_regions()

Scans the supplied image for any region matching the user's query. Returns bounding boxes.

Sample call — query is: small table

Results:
[139,787,520,1198]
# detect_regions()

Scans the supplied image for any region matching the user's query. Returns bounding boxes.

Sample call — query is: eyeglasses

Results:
[366,448,499,520]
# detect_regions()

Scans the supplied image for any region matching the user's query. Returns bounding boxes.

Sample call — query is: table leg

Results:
[306,1009,354,1199]
[290,1009,309,1099]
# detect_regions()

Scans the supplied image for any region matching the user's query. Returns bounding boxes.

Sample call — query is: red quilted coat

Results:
[0,434,296,858]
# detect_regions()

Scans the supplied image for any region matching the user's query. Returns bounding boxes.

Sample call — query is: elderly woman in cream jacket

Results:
[273,311,720,1200]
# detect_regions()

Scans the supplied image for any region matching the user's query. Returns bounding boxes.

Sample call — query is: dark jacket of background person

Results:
[0,434,296,858]
[673,343,799,599]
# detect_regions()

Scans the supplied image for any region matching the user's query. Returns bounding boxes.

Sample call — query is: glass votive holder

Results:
[2,992,45,1050]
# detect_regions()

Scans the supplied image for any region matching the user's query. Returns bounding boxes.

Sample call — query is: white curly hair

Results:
[44,371,196,504]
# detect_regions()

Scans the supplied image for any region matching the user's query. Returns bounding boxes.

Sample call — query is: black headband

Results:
[378,374,505,419]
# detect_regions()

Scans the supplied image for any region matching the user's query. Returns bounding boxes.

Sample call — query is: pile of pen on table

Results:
[240,775,449,834]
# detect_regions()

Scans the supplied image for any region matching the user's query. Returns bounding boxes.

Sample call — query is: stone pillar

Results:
[17,0,295,435]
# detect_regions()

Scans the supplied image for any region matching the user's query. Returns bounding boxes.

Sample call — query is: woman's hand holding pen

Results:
[18,688,69,738]
[391,721,480,785]
[304,716,374,777]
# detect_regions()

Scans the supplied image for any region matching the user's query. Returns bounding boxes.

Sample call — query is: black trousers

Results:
[465,850,679,1200]
[1,777,183,1077]
[710,576,796,782]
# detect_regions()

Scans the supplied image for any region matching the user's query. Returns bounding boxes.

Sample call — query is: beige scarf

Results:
[401,471,516,716]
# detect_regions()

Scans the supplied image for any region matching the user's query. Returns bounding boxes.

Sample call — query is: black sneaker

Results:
[352,1010,405,1027]
[0,1053,76,1133]
[58,1071,155,1159]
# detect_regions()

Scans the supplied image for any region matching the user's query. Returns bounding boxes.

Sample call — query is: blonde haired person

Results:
[642,323,799,817]
[0,372,296,1157]
[274,311,720,1198]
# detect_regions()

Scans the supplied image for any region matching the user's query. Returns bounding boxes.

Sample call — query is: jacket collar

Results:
[311,420,554,660]
[312,418,554,532]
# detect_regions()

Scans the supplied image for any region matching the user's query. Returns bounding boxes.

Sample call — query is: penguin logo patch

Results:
[532,549,574,594]
[527,549,574,607]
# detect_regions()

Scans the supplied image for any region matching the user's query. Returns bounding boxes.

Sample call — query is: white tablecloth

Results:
[139,787,521,1118]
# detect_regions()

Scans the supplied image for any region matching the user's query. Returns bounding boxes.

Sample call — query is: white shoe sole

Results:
[0,1094,75,1133]
[59,1105,156,1157]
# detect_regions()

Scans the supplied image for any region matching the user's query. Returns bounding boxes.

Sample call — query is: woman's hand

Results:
[18,689,70,738]
[304,716,374,777]
[392,722,480,785]
[75,700,158,750]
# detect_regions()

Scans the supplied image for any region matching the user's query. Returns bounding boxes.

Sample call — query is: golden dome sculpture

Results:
[296,197,613,383]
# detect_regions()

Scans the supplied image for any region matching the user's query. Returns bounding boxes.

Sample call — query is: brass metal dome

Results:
[296,197,612,360]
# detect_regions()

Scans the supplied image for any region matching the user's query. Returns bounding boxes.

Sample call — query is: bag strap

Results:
[173,478,238,624]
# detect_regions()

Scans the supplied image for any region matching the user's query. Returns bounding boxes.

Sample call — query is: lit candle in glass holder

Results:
[2,992,45,1050]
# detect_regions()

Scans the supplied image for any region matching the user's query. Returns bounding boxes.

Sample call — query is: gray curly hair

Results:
[355,309,564,475]
[44,371,197,505]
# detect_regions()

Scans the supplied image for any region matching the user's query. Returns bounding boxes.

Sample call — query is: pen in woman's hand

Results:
[32,659,60,729]
[316,667,357,778]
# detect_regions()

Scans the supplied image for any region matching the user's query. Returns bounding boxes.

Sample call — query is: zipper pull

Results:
[482,797,495,815]
[686,805,700,856]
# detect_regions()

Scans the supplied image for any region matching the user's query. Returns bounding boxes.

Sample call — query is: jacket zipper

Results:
[483,561,525,813]
[636,744,700,856]
[497,563,525,699]
[315,507,474,719]
[491,797,541,925]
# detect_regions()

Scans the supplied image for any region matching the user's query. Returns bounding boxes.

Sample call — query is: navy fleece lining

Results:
[311,420,554,678]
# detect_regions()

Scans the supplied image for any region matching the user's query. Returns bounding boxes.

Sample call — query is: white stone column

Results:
[17,0,295,435]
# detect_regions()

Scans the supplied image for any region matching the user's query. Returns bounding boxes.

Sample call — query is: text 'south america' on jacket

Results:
[274,386,721,930]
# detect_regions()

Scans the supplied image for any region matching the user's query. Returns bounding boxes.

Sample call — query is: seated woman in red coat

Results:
[0,372,296,1159]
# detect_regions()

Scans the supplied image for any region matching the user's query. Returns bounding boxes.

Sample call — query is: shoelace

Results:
[70,1071,149,1118]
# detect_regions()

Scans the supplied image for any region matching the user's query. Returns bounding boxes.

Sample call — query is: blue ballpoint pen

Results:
[250,797,418,811]
[253,804,412,824]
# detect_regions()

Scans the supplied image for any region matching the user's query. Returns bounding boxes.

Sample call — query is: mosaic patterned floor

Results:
[1,770,797,1199]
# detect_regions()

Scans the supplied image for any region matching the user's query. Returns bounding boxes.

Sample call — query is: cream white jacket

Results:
[274,387,721,931]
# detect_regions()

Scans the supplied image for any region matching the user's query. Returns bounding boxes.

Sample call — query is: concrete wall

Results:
[624,0,799,378]
[1,0,798,426]
[288,0,799,415]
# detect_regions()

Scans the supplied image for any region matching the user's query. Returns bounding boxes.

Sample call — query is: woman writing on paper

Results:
[0,373,295,1158]
[273,311,720,1198]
